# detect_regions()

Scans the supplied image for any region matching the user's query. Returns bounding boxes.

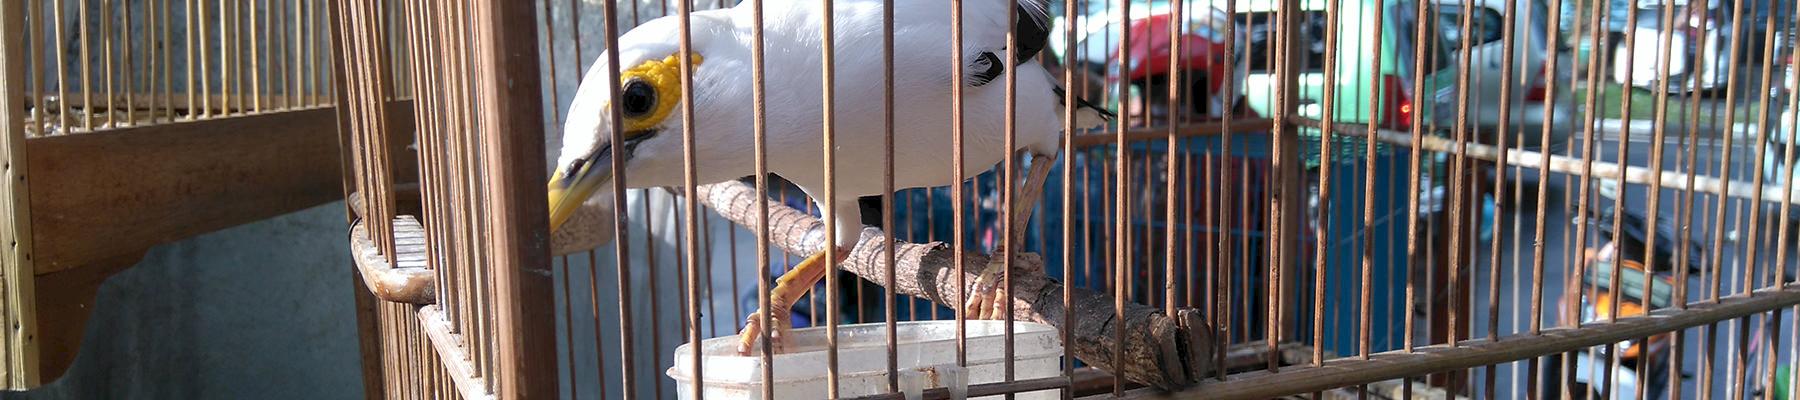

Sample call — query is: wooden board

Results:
[27,103,416,275]
[23,102,415,383]
[0,0,38,388]
[30,254,139,384]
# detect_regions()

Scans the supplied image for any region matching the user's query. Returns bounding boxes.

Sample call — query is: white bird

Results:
[545,0,1112,355]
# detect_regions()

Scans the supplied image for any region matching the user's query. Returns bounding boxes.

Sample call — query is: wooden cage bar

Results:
[337,0,557,397]
[0,0,40,388]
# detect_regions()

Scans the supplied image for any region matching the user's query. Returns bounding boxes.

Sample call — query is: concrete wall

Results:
[7,203,364,399]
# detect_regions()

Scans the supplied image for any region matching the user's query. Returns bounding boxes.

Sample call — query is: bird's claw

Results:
[963,257,1011,320]
[737,307,793,356]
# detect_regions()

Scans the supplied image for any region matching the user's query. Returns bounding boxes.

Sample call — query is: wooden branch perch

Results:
[698,181,1215,389]
[546,181,1217,389]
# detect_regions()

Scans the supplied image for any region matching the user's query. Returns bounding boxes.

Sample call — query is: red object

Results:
[1114,13,1230,93]
[1378,74,1413,130]
[1523,62,1551,102]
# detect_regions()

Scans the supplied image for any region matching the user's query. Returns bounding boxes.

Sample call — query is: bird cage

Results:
[333,0,1800,398]
[0,0,340,388]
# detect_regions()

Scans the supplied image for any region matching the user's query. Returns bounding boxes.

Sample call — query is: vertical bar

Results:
[950,0,968,372]
[1312,0,1340,370]
[54,0,66,129]
[122,0,134,124]
[1360,0,1382,363]
[595,0,639,394]
[0,0,38,387]
[468,0,555,396]
[102,0,114,126]
[641,191,663,398]
[748,0,774,393]
[1270,0,1302,372]
[202,0,215,116]
[1218,0,1237,379]
[1113,0,1130,391]
[818,0,842,394]
[1059,0,1076,395]
[1530,0,1562,338]
[1402,0,1428,355]
[79,0,92,128]
[291,0,301,107]
[30,0,44,136]
[312,0,324,106]
[881,0,898,392]
[1001,0,1018,393]
[161,0,171,121]
[1164,0,1182,322]
[675,0,705,395]
[1743,0,1787,295]
[220,0,232,116]
[250,0,261,112]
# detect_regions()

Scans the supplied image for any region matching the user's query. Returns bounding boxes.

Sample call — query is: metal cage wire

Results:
[330,0,1800,398]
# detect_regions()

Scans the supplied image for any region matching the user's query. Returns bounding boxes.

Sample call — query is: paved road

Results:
[1468,132,1799,399]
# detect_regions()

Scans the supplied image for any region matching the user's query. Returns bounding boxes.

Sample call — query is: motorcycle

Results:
[1547,206,1703,399]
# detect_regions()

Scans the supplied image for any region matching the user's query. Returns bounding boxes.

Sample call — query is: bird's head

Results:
[547,15,732,231]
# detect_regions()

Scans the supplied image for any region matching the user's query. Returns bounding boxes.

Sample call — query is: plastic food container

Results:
[667,320,1063,399]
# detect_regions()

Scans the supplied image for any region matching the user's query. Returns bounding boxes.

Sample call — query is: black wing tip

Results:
[1079,97,1117,121]
[1052,85,1117,122]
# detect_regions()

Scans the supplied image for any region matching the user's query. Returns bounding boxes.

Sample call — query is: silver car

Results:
[1429,0,1579,151]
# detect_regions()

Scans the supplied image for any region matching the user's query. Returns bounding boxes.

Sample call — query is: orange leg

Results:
[737,248,843,355]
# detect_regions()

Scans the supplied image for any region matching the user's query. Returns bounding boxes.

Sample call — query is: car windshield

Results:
[1390,2,1452,78]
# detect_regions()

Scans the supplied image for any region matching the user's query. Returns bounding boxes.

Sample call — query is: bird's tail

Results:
[1052,85,1116,132]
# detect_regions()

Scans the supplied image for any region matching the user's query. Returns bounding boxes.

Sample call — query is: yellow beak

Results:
[546,158,611,232]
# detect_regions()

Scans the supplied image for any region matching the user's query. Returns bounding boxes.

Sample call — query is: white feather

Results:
[560,0,1107,247]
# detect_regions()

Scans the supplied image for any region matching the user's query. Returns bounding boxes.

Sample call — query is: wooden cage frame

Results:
[0,0,350,388]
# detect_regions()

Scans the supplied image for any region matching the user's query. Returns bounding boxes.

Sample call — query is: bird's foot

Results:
[733,249,838,355]
[736,306,794,355]
[963,256,1012,320]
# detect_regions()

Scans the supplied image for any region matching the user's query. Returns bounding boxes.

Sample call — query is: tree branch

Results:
[548,181,1215,389]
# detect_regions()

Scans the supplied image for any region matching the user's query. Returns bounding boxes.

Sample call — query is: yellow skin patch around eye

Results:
[617,53,704,136]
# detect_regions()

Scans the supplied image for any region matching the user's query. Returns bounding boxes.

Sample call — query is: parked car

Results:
[1232,0,1436,141]
[1050,0,1238,119]
[1427,0,1579,150]
[1609,0,1728,93]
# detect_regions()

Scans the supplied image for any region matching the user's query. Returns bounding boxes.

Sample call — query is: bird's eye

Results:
[620,80,657,118]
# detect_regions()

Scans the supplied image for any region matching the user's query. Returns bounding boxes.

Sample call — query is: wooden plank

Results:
[1103,285,1800,399]
[0,0,38,388]
[23,103,414,383]
[418,305,496,400]
[469,0,557,398]
[26,102,415,275]
[31,253,140,385]
[349,217,434,304]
